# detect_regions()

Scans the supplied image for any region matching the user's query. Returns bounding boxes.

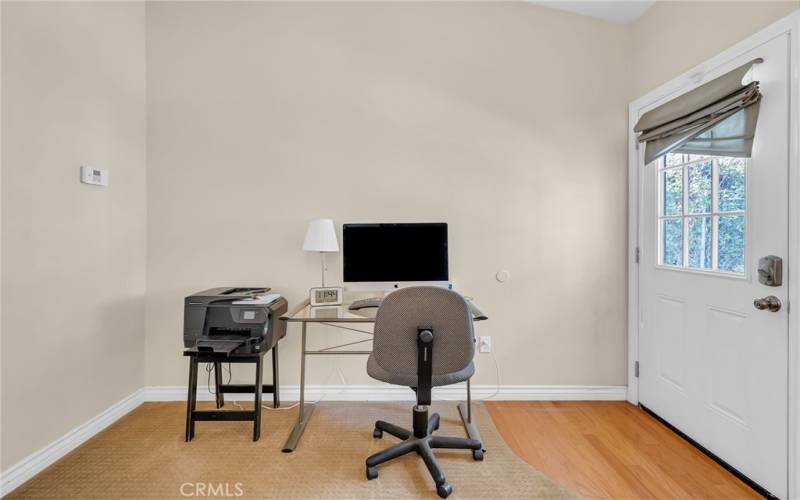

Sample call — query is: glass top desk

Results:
[279,295,488,453]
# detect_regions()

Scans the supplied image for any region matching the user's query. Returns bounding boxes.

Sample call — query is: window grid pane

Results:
[718,215,745,273]
[662,218,683,266]
[657,154,746,275]
[718,157,746,212]
[688,161,712,214]
[688,217,713,269]
[662,167,683,216]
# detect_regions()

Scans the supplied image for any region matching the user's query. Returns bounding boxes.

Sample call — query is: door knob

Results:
[753,295,781,312]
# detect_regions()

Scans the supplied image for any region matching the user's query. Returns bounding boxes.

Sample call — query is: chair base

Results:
[365,406,482,499]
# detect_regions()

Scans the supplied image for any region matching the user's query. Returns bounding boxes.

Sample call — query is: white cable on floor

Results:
[258,363,346,410]
[228,357,348,412]
[260,401,300,411]
[222,340,496,410]
[476,350,501,401]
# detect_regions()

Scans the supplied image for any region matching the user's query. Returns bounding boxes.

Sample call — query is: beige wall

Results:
[631,1,799,97]
[4,0,797,473]
[145,1,631,388]
[1,2,146,468]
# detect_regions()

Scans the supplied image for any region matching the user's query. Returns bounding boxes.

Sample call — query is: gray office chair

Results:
[365,287,482,499]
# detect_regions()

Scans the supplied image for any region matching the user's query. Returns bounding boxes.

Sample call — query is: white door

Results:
[638,34,789,497]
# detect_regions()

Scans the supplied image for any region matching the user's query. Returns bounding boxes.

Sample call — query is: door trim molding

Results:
[627,10,800,498]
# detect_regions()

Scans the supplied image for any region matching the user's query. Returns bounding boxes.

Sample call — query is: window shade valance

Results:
[634,59,763,165]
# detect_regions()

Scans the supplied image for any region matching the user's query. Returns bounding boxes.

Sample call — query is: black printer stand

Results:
[184,344,279,442]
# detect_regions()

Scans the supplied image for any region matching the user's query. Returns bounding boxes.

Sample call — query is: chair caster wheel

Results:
[373,428,383,438]
[431,413,440,431]
[472,449,484,461]
[436,482,453,498]
[366,466,378,480]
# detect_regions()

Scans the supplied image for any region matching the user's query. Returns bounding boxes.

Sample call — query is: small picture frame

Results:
[310,286,344,307]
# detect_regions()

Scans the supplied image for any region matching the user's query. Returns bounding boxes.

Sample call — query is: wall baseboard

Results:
[1,383,625,496]
[143,384,627,402]
[0,388,145,496]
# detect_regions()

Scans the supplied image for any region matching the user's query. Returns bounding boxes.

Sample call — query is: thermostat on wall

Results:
[80,165,109,186]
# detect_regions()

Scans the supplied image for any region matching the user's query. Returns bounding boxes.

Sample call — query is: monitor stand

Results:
[347,295,385,311]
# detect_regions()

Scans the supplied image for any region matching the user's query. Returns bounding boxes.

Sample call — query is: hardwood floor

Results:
[485,401,761,499]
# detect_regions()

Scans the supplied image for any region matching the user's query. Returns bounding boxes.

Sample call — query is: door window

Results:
[658,153,746,274]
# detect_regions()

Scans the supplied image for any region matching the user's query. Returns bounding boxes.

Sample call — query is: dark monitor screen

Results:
[343,223,449,283]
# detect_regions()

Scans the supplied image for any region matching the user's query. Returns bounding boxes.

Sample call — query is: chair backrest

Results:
[372,286,474,380]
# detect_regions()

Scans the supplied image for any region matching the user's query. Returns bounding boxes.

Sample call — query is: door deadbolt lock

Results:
[753,295,781,312]
[758,255,782,286]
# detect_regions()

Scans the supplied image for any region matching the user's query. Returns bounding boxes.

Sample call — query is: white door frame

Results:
[627,10,800,498]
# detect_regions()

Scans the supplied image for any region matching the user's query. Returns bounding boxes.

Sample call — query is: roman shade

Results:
[634,59,763,165]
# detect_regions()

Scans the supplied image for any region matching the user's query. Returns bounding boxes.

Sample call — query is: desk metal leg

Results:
[185,358,198,442]
[213,362,224,408]
[282,322,315,452]
[457,379,485,457]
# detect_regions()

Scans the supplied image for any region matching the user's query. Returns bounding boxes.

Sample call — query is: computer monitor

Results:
[343,223,449,290]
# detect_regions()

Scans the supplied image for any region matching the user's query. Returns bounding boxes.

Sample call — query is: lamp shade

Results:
[303,219,339,252]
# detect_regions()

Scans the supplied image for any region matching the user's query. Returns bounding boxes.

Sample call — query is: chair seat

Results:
[367,354,474,388]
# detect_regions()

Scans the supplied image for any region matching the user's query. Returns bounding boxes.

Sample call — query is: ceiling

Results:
[532,1,656,24]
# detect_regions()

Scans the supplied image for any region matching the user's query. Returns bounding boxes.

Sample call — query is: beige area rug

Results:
[8,401,576,499]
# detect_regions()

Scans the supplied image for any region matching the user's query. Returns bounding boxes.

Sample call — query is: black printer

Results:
[183,287,287,355]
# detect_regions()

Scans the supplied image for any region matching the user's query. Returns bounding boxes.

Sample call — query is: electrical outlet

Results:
[478,336,491,353]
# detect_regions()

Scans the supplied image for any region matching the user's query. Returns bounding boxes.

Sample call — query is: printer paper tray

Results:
[194,340,247,355]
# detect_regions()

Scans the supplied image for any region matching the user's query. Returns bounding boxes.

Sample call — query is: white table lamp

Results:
[303,218,339,286]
